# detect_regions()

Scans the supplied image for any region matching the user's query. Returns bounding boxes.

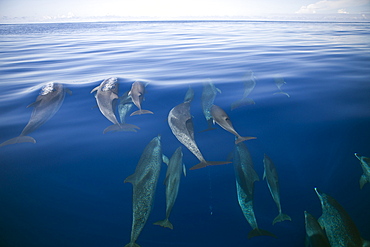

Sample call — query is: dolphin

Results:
[128,81,153,116]
[200,79,220,132]
[210,104,256,144]
[231,70,256,110]
[91,77,138,133]
[168,91,230,170]
[124,135,166,247]
[354,153,370,189]
[232,142,276,239]
[0,82,71,147]
[184,86,194,103]
[304,211,330,247]
[314,188,370,247]
[117,90,140,132]
[154,146,185,229]
[263,154,291,225]
[273,77,290,97]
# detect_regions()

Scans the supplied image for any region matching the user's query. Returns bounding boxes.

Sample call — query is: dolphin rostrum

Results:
[168,90,230,170]
[128,81,153,116]
[304,211,330,247]
[91,77,138,133]
[0,82,71,147]
[232,142,276,238]
[154,146,185,229]
[210,104,256,144]
[231,70,256,110]
[273,77,290,97]
[314,188,370,247]
[124,135,167,247]
[354,153,370,189]
[263,154,291,224]
[200,79,220,132]
[117,90,140,132]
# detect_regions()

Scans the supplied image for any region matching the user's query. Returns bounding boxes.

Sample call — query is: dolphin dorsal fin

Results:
[90,86,100,94]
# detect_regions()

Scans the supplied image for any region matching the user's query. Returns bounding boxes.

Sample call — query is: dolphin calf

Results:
[232,142,276,239]
[354,153,370,189]
[210,104,256,144]
[124,135,166,247]
[0,82,71,147]
[314,188,370,247]
[91,78,138,133]
[263,154,291,224]
[117,90,140,132]
[200,79,220,132]
[128,81,153,116]
[231,70,256,110]
[154,146,185,229]
[273,77,290,97]
[304,211,330,247]
[168,91,230,170]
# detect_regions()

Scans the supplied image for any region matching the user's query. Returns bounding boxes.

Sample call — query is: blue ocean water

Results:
[0,20,369,247]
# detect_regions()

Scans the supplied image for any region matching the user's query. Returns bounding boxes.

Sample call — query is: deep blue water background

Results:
[0,20,370,247]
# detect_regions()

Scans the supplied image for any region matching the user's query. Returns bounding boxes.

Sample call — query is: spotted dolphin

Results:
[232,142,276,239]
[0,82,71,147]
[154,146,185,229]
[124,135,166,247]
[128,81,153,116]
[314,188,370,247]
[273,77,290,97]
[200,79,220,132]
[354,153,370,189]
[304,211,330,247]
[168,90,230,170]
[91,78,138,133]
[117,90,140,132]
[231,70,256,110]
[263,154,291,225]
[210,104,256,144]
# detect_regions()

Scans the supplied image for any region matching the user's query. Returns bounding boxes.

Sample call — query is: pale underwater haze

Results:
[0,20,369,246]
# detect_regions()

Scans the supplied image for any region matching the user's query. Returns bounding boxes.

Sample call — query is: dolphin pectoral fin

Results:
[27,100,41,108]
[248,228,277,239]
[190,160,231,170]
[162,154,169,166]
[235,136,257,144]
[130,109,154,116]
[90,86,100,93]
[199,127,217,133]
[0,136,36,147]
[183,164,187,177]
[360,175,368,189]
[124,174,137,184]
[103,124,140,134]
[273,91,290,97]
[273,213,292,225]
[66,88,72,95]
[153,218,174,230]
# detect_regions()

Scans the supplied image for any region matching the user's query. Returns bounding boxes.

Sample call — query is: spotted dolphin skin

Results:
[314,188,370,247]
[304,211,330,247]
[91,77,138,133]
[124,135,166,247]
[154,146,184,229]
[232,142,276,239]
[210,104,256,144]
[129,81,154,116]
[0,82,71,147]
[354,153,370,189]
[263,154,291,225]
[200,79,220,132]
[168,90,231,170]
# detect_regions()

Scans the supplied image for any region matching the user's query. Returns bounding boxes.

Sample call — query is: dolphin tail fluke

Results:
[153,218,174,229]
[190,160,231,170]
[273,91,290,97]
[272,213,292,225]
[235,136,257,144]
[247,228,277,239]
[231,98,255,110]
[360,175,368,189]
[130,109,154,116]
[124,242,141,247]
[103,124,140,134]
[0,136,36,147]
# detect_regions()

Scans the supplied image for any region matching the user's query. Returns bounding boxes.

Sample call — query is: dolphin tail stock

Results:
[130,109,154,116]
[103,123,140,134]
[360,174,369,189]
[272,213,292,225]
[124,242,141,247]
[235,136,257,144]
[0,136,36,147]
[231,98,255,110]
[153,218,174,230]
[273,91,290,98]
[247,227,277,239]
[190,160,231,170]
